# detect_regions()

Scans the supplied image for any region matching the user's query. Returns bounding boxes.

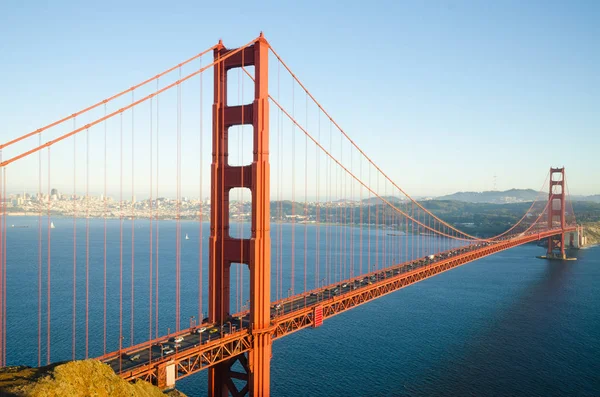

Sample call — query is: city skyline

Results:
[6,184,599,204]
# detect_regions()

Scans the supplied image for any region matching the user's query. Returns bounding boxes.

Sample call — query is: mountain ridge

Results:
[437,189,600,204]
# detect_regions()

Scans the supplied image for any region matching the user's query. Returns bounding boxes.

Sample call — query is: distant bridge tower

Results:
[209,34,272,396]
[547,167,566,259]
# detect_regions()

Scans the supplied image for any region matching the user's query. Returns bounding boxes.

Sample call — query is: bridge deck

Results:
[100,227,575,385]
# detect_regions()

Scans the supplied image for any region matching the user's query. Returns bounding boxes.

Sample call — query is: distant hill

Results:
[437,189,600,204]
[572,194,600,203]
[361,196,405,205]
[438,189,539,204]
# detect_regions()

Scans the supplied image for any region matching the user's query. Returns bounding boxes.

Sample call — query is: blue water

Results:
[3,216,600,396]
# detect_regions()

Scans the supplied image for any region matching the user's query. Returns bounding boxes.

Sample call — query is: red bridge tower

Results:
[547,167,566,259]
[209,34,272,396]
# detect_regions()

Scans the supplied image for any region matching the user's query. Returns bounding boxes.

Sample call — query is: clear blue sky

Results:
[1,0,598,197]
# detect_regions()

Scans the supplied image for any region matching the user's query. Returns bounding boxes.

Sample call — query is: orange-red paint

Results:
[208,33,272,397]
[547,167,566,258]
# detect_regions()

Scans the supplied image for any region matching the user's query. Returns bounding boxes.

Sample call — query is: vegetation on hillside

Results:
[0,360,186,397]
[270,199,600,239]
[438,188,539,203]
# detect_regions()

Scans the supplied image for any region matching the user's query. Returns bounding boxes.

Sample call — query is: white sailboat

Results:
[50,222,56,229]
[185,233,190,240]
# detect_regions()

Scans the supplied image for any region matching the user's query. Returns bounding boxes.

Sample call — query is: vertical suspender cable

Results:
[304,92,308,298]
[343,142,346,278]
[342,137,346,280]
[119,113,124,373]
[315,109,320,289]
[85,128,90,358]
[103,104,108,355]
[46,148,51,364]
[38,134,42,366]
[417,206,420,258]
[279,65,283,301]
[376,173,379,271]
[176,68,181,331]
[155,79,160,339]
[199,62,203,322]
[328,120,332,286]
[336,135,341,281]
[428,212,431,257]
[383,179,386,270]
[275,60,281,302]
[235,70,241,313]
[336,146,340,281]
[368,164,371,273]
[240,56,245,313]
[131,92,135,346]
[340,140,344,280]
[395,209,399,264]
[345,143,349,278]
[291,80,295,297]
[359,155,363,277]
[149,97,153,359]
[2,168,6,366]
[279,61,284,301]
[350,148,354,278]
[238,65,242,313]
[405,209,408,266]
[411,202,414,261]
[72,123,77,361]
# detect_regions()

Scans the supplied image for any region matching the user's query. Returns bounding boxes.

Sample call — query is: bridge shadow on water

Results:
[400,255,587,397]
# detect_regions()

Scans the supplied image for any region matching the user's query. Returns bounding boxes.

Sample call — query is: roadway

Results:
[103,317,251,374]
[101,227,574,379]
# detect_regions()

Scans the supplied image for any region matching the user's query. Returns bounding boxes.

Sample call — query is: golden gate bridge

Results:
[0,34,581,396]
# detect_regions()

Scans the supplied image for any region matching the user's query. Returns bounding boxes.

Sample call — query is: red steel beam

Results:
[109,228,573,386]
[208,33,271,397]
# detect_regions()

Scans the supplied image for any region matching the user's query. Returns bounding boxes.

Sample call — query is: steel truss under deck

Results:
[112,227,574,387]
